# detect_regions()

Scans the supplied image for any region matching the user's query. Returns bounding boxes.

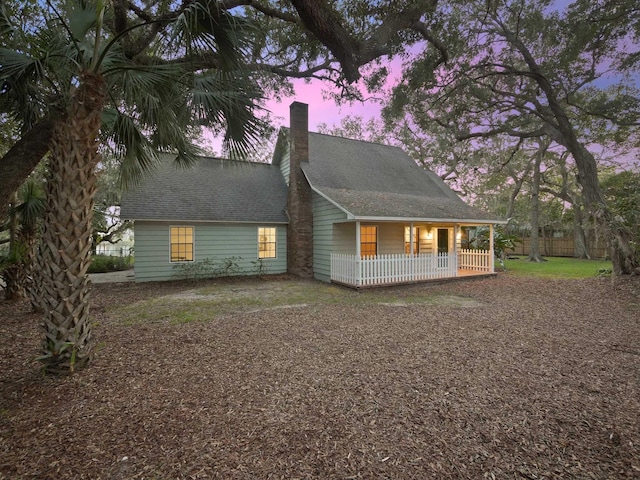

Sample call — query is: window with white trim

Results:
[360,225,377,258]
[170,226,194,262]
[404,226,420,255]
[258,227,277,259]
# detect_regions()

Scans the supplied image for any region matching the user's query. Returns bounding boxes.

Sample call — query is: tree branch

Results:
[0,119,55,220]
[288,0,440,83]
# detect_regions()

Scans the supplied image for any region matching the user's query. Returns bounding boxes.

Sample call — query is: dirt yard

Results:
[0,274,638,479]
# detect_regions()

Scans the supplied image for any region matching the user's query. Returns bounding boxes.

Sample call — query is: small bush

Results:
[172,257,242,280]
[251,258,269,276]
[597,267,612,277]
[89,254,132,273]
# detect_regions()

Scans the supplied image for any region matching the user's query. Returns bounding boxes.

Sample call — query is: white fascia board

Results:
[127,218,288,224]
[353,216,508,224]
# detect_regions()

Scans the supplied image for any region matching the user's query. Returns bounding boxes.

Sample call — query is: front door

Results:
[437,228,449,268]
[437,228,449,253]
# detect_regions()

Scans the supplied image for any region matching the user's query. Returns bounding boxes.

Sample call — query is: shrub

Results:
[251,258,269,276]
[172,257,242,280]
[88,254,132,273]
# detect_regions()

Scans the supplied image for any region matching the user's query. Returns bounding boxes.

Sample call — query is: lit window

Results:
[170,226,193,262]
[404,226,420,255]
[360,225,377,258]
[258,227,277,259]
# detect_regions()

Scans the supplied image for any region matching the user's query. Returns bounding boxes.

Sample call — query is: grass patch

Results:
[112,259,616,326]
[504,256,612,279]
[114,279,478,326]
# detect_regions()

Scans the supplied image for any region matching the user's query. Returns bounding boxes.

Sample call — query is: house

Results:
[120,102,504,287]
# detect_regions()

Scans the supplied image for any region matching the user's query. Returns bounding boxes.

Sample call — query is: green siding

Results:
[312,192,347,282]
[133,221,287,282]
[333,223,356,254]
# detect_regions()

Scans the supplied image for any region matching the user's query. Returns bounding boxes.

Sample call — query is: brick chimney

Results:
[287,102,314,278]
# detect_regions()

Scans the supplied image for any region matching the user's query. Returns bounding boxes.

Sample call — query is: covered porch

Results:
[329,221,495,288]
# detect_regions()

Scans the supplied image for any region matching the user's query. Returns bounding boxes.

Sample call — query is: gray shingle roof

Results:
[302,133,501,222]
[120,156,288,223]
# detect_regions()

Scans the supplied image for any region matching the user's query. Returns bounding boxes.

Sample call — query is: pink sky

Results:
[201,78,384,155]
[263,79,383,131]
[202,76,389,155]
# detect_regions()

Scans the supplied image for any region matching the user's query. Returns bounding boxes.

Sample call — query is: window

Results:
[360,225,377,258]
[170,226,193,262]
[258,227,277,259]
[404,226,420,255]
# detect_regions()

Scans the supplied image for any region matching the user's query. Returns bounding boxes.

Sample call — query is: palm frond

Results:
[15,179,45,228]
[0,20,78,127]
[174,148,202,169]
[203,11,257,71]
[65,0,98,43]
[0,1,15,41]
[101,108,159,189]
[167,0,256,70]
[190,70,267,157]
[0,50,52,128]
[149,109,203,168]
[109,62,184,106]
[0,48,42,79]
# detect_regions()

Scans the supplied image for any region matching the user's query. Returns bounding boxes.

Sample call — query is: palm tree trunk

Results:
[24,227,44,313]
[3,265,26,300]
[3,193,27,301]
[38,72,104,374]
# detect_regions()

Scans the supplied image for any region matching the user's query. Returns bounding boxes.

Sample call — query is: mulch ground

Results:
[0,274,638,479]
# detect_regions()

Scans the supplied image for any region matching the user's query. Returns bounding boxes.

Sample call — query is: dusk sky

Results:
[203,75,388,155]
[263,78,383,131]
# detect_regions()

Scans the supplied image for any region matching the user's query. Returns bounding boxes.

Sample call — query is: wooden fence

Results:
[458,249,492,271]
[507,237,607,258]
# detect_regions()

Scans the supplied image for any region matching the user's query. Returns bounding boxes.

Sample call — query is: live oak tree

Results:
[539,152,592,259]
[600,170,640,255]
[385,0,640,275]
[317,115,388,145]
[527,138,550,263]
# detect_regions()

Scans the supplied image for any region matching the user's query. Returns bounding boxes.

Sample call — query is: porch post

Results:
[356,220,361,286]
[409,222,415,280]
[489,223,495,272]
[454,224,459,277]
[409,222,414,255]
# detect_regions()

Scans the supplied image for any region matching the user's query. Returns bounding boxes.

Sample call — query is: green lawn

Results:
[503,255,612,279]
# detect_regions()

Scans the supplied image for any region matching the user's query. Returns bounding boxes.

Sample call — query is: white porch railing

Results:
[458,248,492,271]
[331,252,459,287]
[331,250,493,287]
